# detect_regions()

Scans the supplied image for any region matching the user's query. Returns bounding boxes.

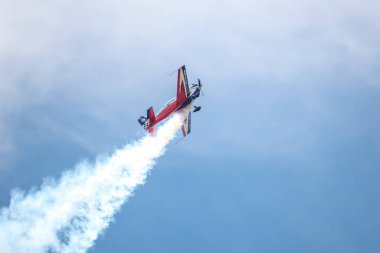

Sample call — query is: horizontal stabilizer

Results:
[137,116,149,130]
[137,106,156,132]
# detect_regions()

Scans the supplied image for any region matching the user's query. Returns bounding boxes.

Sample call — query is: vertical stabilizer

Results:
[147,107,155,123]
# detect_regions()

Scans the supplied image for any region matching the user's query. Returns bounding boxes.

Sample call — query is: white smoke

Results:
[0,112,185,253]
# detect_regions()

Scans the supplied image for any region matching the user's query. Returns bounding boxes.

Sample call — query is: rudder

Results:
[147,107,155,123]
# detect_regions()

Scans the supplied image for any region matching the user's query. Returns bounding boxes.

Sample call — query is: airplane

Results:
[137,65,203,137]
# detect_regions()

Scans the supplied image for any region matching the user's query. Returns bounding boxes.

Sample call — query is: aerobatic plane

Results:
[137,65,203,137]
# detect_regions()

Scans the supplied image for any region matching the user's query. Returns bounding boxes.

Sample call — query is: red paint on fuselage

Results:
[146,93,190,133]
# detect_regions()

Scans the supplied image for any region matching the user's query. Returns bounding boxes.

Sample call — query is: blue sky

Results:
[0,0,379,252]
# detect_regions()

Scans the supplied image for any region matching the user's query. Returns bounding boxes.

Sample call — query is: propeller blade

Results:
[197,78,204,96]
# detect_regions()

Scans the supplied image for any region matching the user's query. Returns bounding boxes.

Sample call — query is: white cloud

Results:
[0,0,379,164]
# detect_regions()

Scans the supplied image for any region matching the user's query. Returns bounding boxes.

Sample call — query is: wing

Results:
[181,112,191,137]
[176,65,190,102]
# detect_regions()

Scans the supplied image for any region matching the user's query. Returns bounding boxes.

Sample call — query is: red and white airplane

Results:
[138,65,202,137]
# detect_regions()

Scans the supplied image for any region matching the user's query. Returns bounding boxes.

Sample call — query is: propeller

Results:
[198,78,204,96]
[191,78,204,96]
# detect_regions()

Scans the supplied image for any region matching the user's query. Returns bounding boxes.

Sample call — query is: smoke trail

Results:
[0,112,185,253]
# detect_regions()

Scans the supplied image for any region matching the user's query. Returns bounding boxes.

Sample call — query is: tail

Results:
[137,107,156,133]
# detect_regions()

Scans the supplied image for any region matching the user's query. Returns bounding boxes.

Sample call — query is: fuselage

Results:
[153,86,201,126]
